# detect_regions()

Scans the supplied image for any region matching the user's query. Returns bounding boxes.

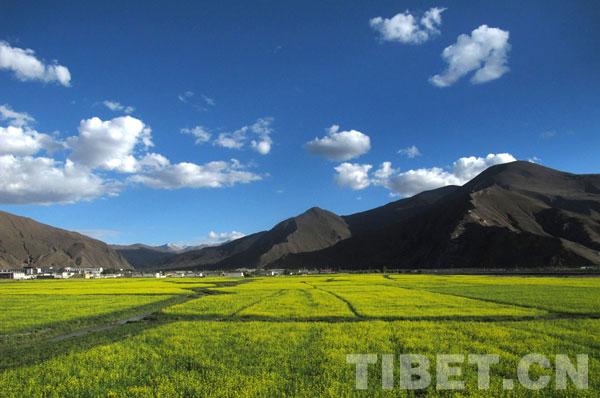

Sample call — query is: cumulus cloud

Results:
[0,41,71,86]
[0,125,61,156]
[334,153,516,196]
[370,7,446,45]
[0,104,35,127]
[214,117,274,155]
[205,230,245,244]
[451,153,516,181]
[67,116,152,173]
[214,130,245,149]
[130,158,261,189]
[379,166,458,197]
[430,25,510,87]
[334,163,373,190]
[182,126,211,144]
[0,107,264,204]
[249,118,274,155]
[373,161,395,180]
[306,125,371,161]
[0,105,63,155]
[103,100,134,114]
[398,145,421,158]
[0,156,115,204]
[177,230,246,247]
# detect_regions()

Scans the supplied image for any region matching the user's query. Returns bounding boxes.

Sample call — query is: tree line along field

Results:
[0,274,598,397]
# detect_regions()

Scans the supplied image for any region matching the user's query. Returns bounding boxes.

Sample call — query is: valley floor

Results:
[0,274,598,397]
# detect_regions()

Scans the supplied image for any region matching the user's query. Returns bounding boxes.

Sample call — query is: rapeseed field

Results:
[0,274,597,397]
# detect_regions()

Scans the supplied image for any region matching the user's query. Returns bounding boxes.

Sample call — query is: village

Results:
[0,267,328,280]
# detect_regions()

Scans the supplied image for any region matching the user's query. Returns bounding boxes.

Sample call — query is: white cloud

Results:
[182,126,211,144]
[0,105,62,155]
[450,153,516,182]
[103,100,134,114]
[383,153,516,196]
[373,161,395,180]
[0,156,115,204]
[0,104,35,127]
[398,145,421,158]
[251,139,272,155]
[421,7,446,32]
[178,91,194,103]
[380,166,459,197]
[175,230,246,247]
[206,230,245,244]
[334,163,373,190]
[335,153,516,197]
[430,25,510,87]
[214,131,245,149]
[0,109,264,204]
[201,94,216,106]
[249,118,273,155]
[67,116,152,173]
[130,158,261,189]
[370,7,446,45]
[178,91,215,110]
[0,107,113,204]
[0,41,71,86]
[214,117,274,155]
[0,125,61,156]
[306,124,371,161]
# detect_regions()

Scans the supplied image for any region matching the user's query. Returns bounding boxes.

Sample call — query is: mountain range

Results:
[1,161,599,271]
[109,243,210,269]
[145,161,600,270]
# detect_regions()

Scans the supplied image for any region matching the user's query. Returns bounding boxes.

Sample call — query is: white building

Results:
[267,269,285,276]
[0,271,27,280]
[222,272,245,278]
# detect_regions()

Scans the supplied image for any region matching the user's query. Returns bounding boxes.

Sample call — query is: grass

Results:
[0,274,598,397]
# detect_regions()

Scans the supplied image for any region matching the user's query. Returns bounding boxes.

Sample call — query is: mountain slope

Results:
[110,244,181,269]
[159,188,459,270]
[162,207,351,270]
[160,161,600,270]
[277,161,600,268]
[0,211,131,270]
[111,243,210,269]
[343,185,460,235]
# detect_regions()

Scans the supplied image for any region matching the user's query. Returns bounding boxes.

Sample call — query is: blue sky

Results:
[0,0,599,245]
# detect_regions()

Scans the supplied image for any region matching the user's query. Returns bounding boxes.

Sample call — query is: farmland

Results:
[0,274,598,397]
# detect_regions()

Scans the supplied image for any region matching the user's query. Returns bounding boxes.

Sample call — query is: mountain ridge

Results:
[110,243,212,269]
[158,161,600,270]
[0,211,131,270]
[3,161,598,271]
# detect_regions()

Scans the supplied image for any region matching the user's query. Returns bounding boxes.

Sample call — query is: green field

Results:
[0,274,598,397]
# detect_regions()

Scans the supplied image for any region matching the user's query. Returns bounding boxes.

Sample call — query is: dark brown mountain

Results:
[0,211,131,270]
[161,207,351,270]
[343,185,460,235]
[110,243,215,269]
[110,244,179,269]
[277,161,600,269]
[158,188,460,270]
[159,161,600,270]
